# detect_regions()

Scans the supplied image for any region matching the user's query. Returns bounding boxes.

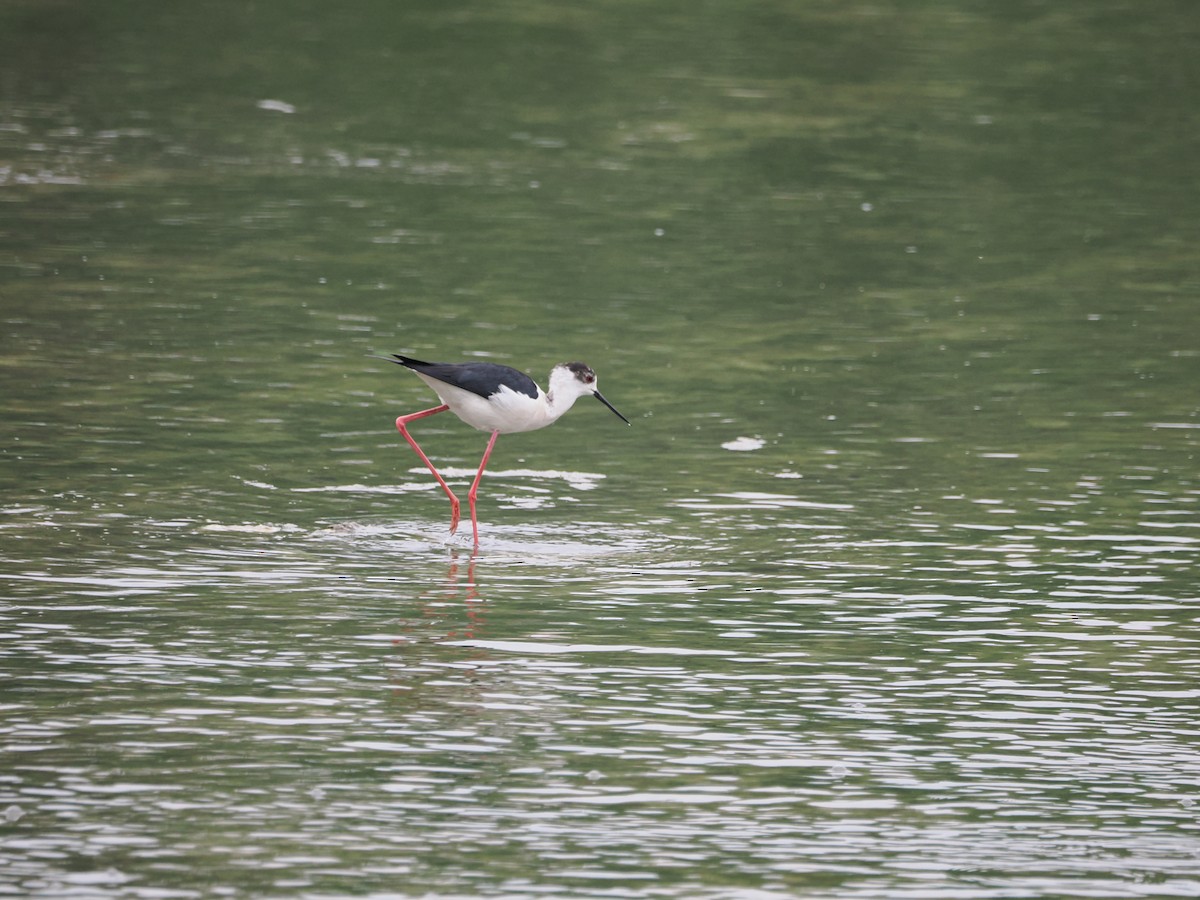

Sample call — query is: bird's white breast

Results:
[418,375,552,434]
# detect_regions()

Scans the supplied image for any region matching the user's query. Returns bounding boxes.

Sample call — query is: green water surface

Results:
[2,2,1199,898]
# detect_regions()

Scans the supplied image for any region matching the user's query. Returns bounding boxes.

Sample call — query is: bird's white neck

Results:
[542,387,583,424]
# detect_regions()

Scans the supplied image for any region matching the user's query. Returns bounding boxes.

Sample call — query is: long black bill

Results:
[594,390,631,425]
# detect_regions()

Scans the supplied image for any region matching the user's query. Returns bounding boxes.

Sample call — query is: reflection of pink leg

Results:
[468,430,500,546]
[395,405,461,533]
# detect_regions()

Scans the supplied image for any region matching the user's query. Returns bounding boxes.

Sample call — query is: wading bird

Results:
[382,354,629,545]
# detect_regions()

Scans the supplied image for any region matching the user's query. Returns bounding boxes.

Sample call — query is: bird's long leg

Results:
[468,430,501,547]
[395,405,462,534]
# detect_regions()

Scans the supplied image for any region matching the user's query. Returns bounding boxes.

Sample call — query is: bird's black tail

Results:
[373,353,431,370]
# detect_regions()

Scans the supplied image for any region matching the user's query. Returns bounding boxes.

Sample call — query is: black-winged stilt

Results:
[382,354,630,545]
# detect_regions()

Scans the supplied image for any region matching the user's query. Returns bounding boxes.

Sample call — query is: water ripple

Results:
[2,496,1199,898]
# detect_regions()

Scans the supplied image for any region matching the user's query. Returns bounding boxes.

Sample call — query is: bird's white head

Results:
[548,362,631,425]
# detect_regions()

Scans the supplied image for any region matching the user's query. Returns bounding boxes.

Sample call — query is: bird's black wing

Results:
[388,355,538,400]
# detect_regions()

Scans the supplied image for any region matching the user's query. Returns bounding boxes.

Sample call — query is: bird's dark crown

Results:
[563,361,596,384]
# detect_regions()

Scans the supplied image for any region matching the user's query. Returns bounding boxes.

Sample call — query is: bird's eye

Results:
[584,374,595,384]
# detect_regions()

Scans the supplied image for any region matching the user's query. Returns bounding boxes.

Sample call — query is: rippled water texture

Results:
[3,1,1200,897]
[5,485,1199,897]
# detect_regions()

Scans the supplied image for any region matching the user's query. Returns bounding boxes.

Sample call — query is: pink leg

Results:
[395,405,461,534]
[468,430,500,546]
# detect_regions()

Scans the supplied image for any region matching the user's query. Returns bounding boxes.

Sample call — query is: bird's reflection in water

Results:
[394,550,483,640]
[438,550,482,640]
[386,550,489,697]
